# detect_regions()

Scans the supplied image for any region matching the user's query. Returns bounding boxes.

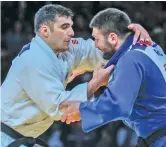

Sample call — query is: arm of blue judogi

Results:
[79,51,144,132]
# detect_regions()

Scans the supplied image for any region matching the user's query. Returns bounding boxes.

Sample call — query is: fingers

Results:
[66,113,73,124]
[61,112,81,124]
[65,105,74,113]
[105,65,115,74]
[145,39,152,46]
[61,113,68,122]
[95,64,114,74]
[69,112,80,121]
[70,112,81,122]
[61,113,73,124]
[68,74,76,83]
[128,24,134,30]
[68,71,86,83]
[128,23,152,46]
[137,25,152,46]
[59,101,75,110]
[68,72,81,83]
[59,101,77,110]
[138,35,152,46]
[61,102,80,113]
[128,23,139,45]
[139,38,144,46]
[139,30,152,46]
[59,103,70,110]
[144,35,152,46]
[128,23,137,31]
[128,23,142,44]
[133,30,141,45]
[60,102,81,124]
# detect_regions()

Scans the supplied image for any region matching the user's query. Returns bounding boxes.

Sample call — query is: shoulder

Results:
[121,43,165,65]
[119,49,147,65]
[69,38,94,47]
[117,45,162,73]
[17,44,54,71]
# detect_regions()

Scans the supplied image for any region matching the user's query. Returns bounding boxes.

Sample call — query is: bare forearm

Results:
[87,80,98,99]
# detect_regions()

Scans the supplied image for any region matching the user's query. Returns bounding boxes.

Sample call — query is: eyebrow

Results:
[61,23,73,27]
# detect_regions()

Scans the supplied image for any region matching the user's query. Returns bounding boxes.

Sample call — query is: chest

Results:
[55,52,75,86]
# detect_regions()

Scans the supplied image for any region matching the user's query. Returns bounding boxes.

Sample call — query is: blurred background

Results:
[1,1,166,147]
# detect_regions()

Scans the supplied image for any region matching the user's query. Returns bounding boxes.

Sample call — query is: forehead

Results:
[92,28,103,37]
[54,16,73,26]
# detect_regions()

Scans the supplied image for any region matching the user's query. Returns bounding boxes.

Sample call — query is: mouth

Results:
[64,40,70,47]
[64,38,71,42]
[64,41,70,43]
[64,39,71,44]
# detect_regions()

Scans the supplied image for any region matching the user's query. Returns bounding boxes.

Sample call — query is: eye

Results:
[61,25,69,30]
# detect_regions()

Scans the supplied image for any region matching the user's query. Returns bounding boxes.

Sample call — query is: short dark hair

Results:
[90,8,131,38]
[34,4,74,33]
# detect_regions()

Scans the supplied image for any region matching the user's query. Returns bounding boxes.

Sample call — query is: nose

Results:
[68,28,74,37]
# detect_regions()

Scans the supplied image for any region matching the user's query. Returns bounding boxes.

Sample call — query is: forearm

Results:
[87,80,98,99]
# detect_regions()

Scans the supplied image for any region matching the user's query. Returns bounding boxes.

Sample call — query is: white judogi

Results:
[1,35,104,146]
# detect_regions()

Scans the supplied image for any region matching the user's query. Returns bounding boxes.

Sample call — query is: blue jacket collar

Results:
[104,35,134,68]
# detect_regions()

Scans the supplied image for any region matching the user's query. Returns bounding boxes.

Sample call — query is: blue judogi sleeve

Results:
[79,50,144,132]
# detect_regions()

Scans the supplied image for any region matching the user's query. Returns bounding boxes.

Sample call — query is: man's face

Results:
[47,16,74,52]
[92,28,114,53]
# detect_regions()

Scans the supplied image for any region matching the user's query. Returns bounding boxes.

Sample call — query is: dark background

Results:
[1,2,166,147]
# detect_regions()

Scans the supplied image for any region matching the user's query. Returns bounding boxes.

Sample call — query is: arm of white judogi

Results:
[20,58,88,120]
[70,38,105,72]
[79,51,144,132]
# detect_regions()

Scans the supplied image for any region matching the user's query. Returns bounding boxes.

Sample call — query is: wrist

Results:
[87,79,98,99]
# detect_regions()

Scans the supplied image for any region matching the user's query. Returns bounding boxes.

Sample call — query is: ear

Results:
[40,24,50,38]
[108,33,117,45]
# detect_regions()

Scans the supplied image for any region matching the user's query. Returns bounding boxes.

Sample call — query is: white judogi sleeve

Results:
[19,54,88,118]
[69,38,105,72]
[1,35,105,137]
[20,38,105,118]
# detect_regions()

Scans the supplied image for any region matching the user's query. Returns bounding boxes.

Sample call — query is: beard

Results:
[103,50,115,60]
[57,44,70,52]
[61,47,69,52]
[102,40,116,60]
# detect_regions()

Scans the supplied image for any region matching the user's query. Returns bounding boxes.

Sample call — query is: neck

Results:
[37,33,59,56]
[114,32,131,51]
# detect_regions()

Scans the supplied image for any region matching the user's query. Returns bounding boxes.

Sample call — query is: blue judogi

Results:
[80,35,166,140]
